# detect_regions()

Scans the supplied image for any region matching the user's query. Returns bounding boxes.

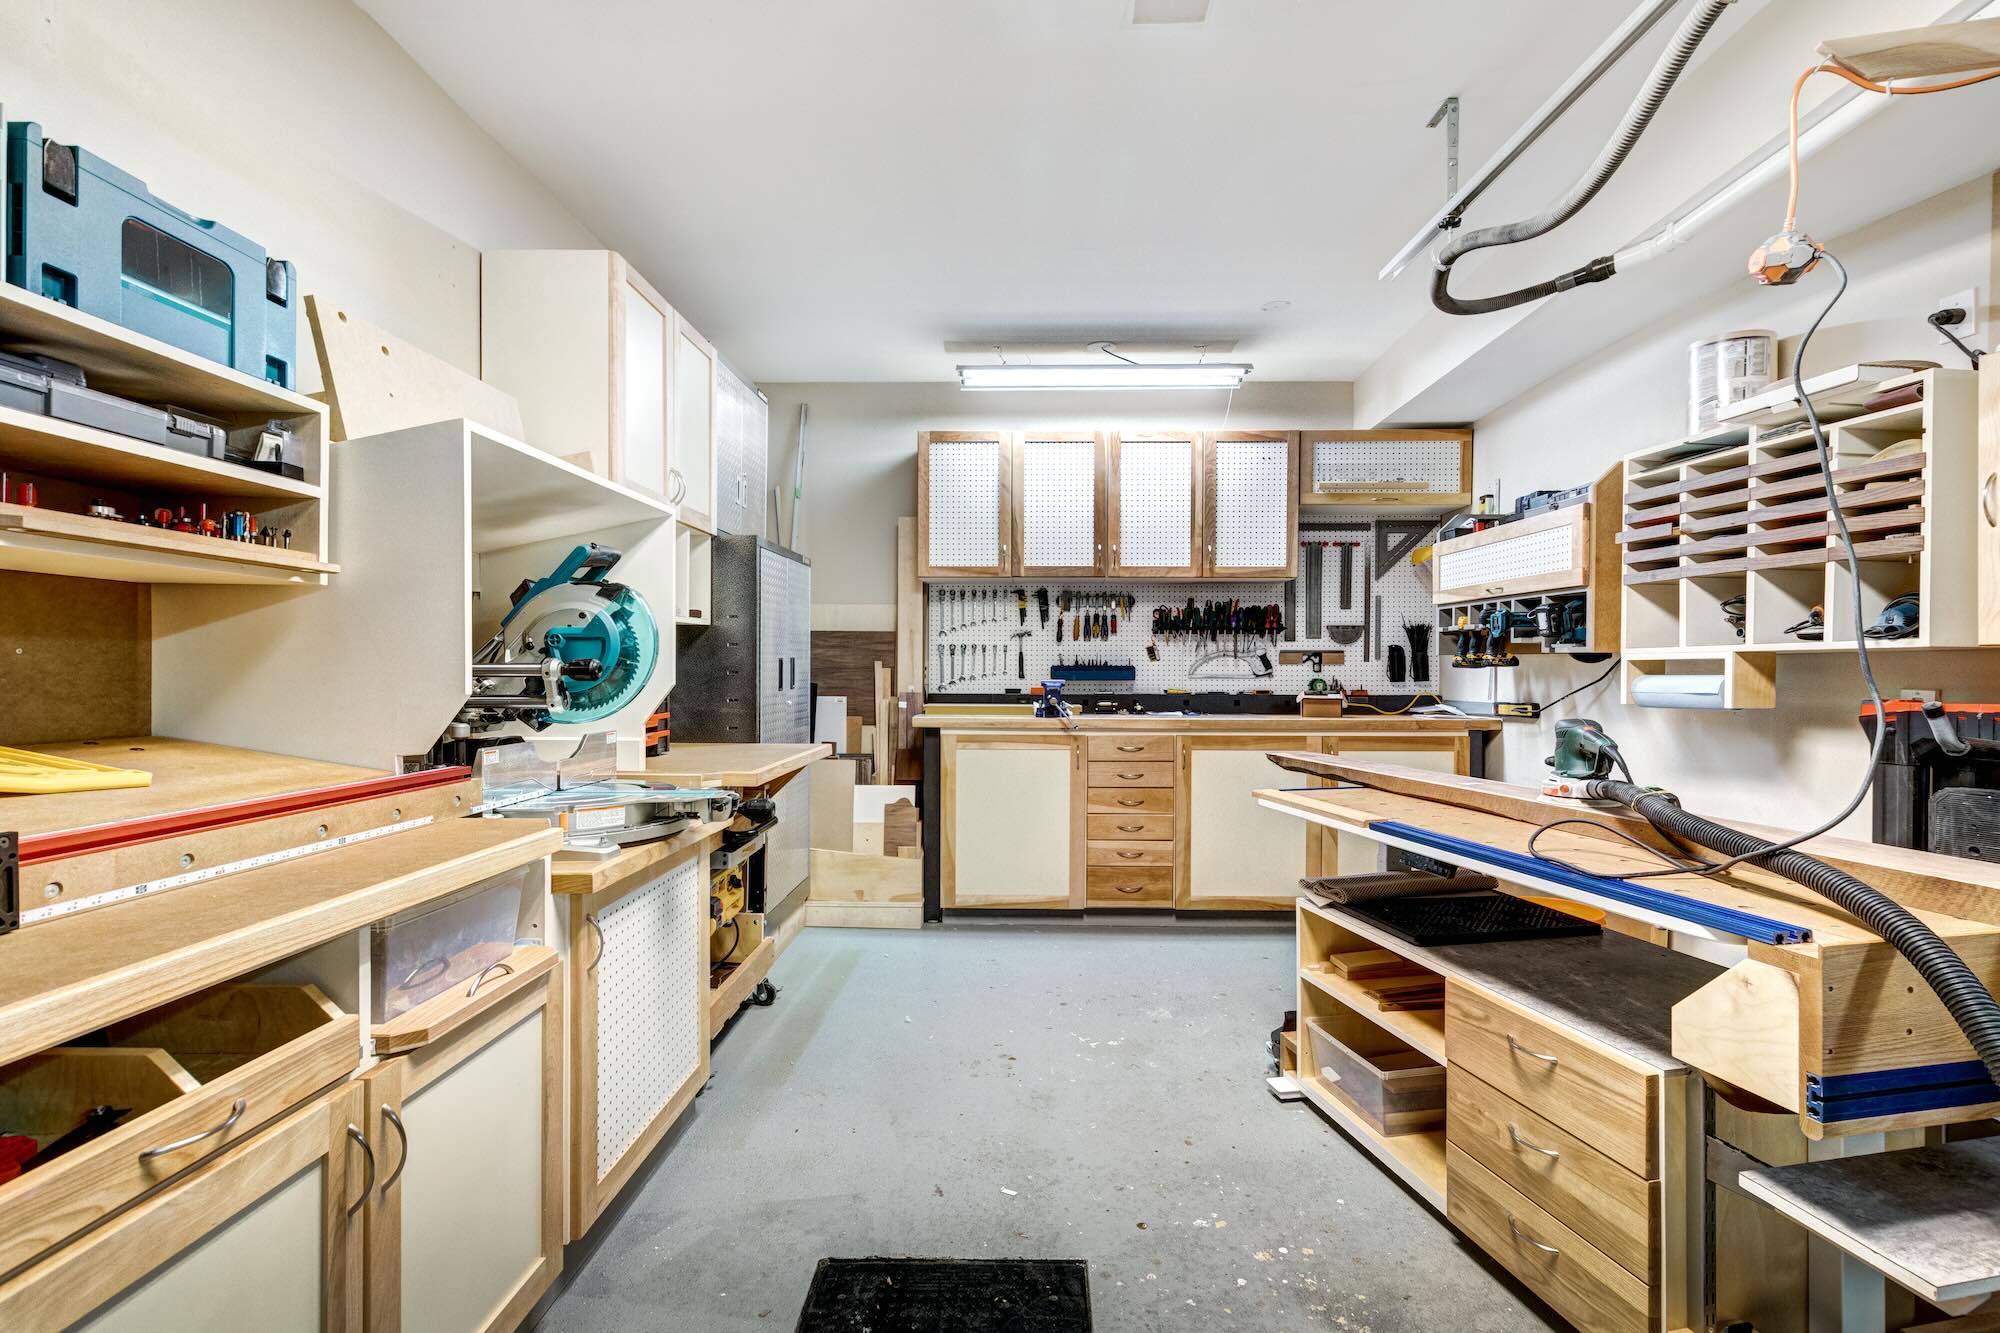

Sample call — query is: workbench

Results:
[621,740,829,793]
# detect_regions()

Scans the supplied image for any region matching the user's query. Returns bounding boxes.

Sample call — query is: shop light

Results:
[956,362,1252,391]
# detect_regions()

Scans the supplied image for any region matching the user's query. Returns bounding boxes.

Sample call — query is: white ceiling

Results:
[360,1,1640,384]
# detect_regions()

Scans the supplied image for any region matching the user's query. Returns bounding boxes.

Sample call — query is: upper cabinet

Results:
[1015,431,1107,576]
[1108,431,1202,578]
[671,316,719,534]
[919,431,1012,577]
[1205,431,1297,577]
[715,361,768,538]
[1300,429,1472,509]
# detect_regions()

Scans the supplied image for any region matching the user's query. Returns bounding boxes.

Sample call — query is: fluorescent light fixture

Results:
[956,362,1252,391]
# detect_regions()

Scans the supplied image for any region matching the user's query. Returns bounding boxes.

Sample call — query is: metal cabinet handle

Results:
[1116,824,1145,833]
[1115,850,1145,860]
[1115,771,1145,780]
[1507,1034,1560,1067]
[345,1124,376,1217]
[585,912,606,972]
[466,959,514,998]
[1115,798,1145,808]
[1114,744,1146,753]
[139,1098,246,1162]
[1507,1124,1560,1160]
[667,467,687,505]
[1114,884,1146,895]
[380,1106,410,1194]
[1984,471,1998,527]
[1506,1215,1559,1255]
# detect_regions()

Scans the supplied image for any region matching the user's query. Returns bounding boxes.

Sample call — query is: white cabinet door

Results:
[1181,738,1312,909]
[1108,432,1200,577]
[945,737,1081,908]
[1015,432,1105,576]
[715,362,768,537]
[919,431,1011,576]
[672,319,718,533]
[1206,432,1297,577]
[614,271,670,499]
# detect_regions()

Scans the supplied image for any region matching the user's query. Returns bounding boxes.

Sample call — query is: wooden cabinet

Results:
[566,850,709,1238]
[0,1083,367,1331]
[1204,431,1298,577]
[670,315,719,533]
[1177,735,1322,910]
[1107,431,1201,577]
[1014,431,1106,576]
[943,734,1083,909]
[1300,429,1472,509]
[919,431,1012,577]
[365,947,565,1333]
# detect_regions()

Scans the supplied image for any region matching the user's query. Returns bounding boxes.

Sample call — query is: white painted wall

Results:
[759,381,1353,629]
[1464,177,1997,834]
[0,0,600,380]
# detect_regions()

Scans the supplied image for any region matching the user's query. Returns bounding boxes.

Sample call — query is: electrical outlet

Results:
[1901,688,1941,704]
[1937,287,1979,346]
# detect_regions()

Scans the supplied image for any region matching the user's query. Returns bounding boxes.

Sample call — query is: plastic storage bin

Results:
[1306,1015,1445,1136]
[370,863,543,1019]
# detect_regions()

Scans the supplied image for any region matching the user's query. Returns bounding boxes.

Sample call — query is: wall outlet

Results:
[1900,689,1941,704]
[1936,287,1979,346]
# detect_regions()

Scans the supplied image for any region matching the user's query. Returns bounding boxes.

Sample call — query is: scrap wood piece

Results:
[306,295,525,443]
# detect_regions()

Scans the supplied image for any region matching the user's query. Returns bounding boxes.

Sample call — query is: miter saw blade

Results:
[511,584,659,724]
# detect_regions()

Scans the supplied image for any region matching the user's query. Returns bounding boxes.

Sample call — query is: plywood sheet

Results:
[809,758,856,852]
[0,571,149,745]
[308,295,524,443]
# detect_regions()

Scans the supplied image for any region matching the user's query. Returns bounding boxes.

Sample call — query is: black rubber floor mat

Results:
[796,1258,1091,1332]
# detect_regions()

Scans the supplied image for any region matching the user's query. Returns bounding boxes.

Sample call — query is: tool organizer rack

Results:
[1616,367,1979,709]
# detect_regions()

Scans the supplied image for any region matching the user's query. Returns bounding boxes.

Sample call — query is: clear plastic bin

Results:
[370,863,542,1019]
[1306,1015,1445,1136]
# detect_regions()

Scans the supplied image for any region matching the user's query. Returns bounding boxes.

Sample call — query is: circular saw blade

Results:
[513,584,661,724]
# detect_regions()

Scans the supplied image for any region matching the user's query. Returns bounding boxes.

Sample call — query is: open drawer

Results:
[0,982,358,1280]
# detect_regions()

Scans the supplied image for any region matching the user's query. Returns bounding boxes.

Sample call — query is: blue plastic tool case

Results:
[6,122,297,388]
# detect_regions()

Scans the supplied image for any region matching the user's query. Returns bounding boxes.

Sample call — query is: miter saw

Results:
[480,733,738,857]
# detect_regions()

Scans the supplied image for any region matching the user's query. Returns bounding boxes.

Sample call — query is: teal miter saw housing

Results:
[460,543,660,733]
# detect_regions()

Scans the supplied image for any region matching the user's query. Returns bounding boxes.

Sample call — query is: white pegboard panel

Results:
[1310,437,1462,496]
[1212,437,1292,568]
[1019,436,1098,568]
[1434,524,1577,589]
[592,857,702,1182]
[926,438,1003,568]
[1116,439,1194,569]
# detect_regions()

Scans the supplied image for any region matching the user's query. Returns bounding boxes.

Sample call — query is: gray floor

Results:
[536,919,1564,1332]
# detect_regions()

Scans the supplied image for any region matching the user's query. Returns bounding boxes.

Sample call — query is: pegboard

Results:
[925,438,1003,568]
[1115,439,1195,569]
[1212,437,1292,568]
[592,856,702,1182]
[1434,523,1577,589]
[1309,436,1462,495]
[925,510,1440,697]
[1018,436,1098,568]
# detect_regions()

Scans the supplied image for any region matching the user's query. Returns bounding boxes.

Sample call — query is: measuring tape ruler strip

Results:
[21,816,436,925]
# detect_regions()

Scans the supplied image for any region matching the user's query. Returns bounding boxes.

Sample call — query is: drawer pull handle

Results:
[586,912,607,972]
[1115,850,1145,860]
[1116,824,1146,832]
[466,959,515,998]
[1506,1215,1560,1256]
[1115,771,1145,780]
[345,1124,376,1218]
[1116,799,1145,808]
[1507,1034,1560,1067]
[139,1098,246,1163]
[1507,1124,1560,1160]
[1114,744,1147,753]
[381,1106,410,1195]
[1115,884,1146,895]
[400,957,449,989]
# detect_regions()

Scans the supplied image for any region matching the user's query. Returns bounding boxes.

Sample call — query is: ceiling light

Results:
[957,362,1252,391]
[1131,0,1210,24]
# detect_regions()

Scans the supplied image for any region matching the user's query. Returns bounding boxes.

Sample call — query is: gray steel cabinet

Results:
[669,536,810,744]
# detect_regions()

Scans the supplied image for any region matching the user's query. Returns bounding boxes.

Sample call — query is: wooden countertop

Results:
[620,741,832,788]
[553,821,729,897]
[914,714,1499,733]
[1,736,386,837]
[0,818,561,1066]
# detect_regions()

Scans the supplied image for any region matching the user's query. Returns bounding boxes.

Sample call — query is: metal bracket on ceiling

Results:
[1427,96,1461,203]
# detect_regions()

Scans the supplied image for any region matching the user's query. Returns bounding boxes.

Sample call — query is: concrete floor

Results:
[535,919,1565,1332]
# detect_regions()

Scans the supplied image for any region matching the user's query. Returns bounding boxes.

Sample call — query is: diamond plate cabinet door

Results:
[918,431,1013,576]
[1015,432,1107,576]
[1204,432,1298,578]
[1107,432,1202,578]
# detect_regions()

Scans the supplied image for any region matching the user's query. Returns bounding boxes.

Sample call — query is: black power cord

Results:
[1930,306,1984,368]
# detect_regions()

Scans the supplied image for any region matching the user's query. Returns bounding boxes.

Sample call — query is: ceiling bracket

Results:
[1427,96,1461,202]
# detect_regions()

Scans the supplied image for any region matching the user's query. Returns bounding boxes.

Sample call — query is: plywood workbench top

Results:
[620,741,831,788]
[552,820,728,896]
[913,713,1499,733]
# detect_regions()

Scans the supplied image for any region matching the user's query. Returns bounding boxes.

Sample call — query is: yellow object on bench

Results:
[0,746,153,794]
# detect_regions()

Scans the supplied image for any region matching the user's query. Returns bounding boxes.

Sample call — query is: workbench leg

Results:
[1805,1133,1912,1333]
[921,728,942,922]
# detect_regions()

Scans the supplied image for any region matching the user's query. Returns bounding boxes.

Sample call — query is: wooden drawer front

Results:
[1088,787,1175,815]
[1447,1145,1651,1333]
[1086,735,1174,763]
[1087,840,1174,868]
[0,985,358,1278]
[1086,866,1172,905]
[1446,982,1657,1177]
[1087,813,1174,841]
[1447,1066,1655,1281]
[1087,761,1174,789]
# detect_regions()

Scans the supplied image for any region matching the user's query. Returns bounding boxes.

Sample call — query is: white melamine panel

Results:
[401,1010,545,1333]
[76,1165,323,1333]
[1187,748,1310,903]
[1212,437,1292,570]
[617,281,668,498]
[1117,439,1194,569]
[1019,436,1098,569]
[1434,523,1576,589]
[594,857,703,1181]
[769,770,811,905]
[927,439,1005,569]
[952,747,1071,904]
[480,250,616,476]
[672,325,717,530]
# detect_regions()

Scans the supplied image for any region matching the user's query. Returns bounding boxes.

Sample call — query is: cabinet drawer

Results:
[1086,813,1174,841]
[1087,840,1174,868]
[1086,735,1174,763]
[1086,866,1172,905]
[1088,787,1175,815]
[1446,981,1657,1176]
[1447,1065,1655,1281]
[1087,761,1174,789]
[1447,1145,1651,1333]
[0,983,358,1277]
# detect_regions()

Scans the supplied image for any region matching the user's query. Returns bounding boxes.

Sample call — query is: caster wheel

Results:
[749,979,779,1007]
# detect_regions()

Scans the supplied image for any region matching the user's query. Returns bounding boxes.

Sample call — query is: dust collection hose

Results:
[1584,779,2000,1091]
[1431,0,1735,316]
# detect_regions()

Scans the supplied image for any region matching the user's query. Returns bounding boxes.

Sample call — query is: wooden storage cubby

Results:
[1617,367,1975,708]
[1430,464,1621,657]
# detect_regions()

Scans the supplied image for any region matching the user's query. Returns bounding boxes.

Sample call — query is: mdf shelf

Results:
[1297,1070,1447,1210]
[466,422,675,553]
[1298,963,1446,1062]
[0,503,336,585]
[0,403,321,501]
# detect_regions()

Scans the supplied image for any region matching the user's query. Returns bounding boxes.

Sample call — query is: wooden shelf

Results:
[0,502,336,585]
[0,404,321,501]
[466,422,675,553]
[1298,963,1446,1062]
[1297,1070,1446,1210]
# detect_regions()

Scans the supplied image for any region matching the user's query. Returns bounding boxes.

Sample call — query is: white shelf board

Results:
[466,422,675,553]
[0,403,320,502]
[1295,1071,1446,1211]
[0,526,332,586]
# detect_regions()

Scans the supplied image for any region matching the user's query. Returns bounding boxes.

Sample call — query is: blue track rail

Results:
[1807,1061,2000,1123]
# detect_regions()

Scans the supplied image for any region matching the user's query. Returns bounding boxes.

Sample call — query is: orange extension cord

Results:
[1786,62,2000,231]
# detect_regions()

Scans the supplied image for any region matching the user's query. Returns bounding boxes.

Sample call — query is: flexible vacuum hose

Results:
[1585,779,2000,1090]
[1431,0,1735,316]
